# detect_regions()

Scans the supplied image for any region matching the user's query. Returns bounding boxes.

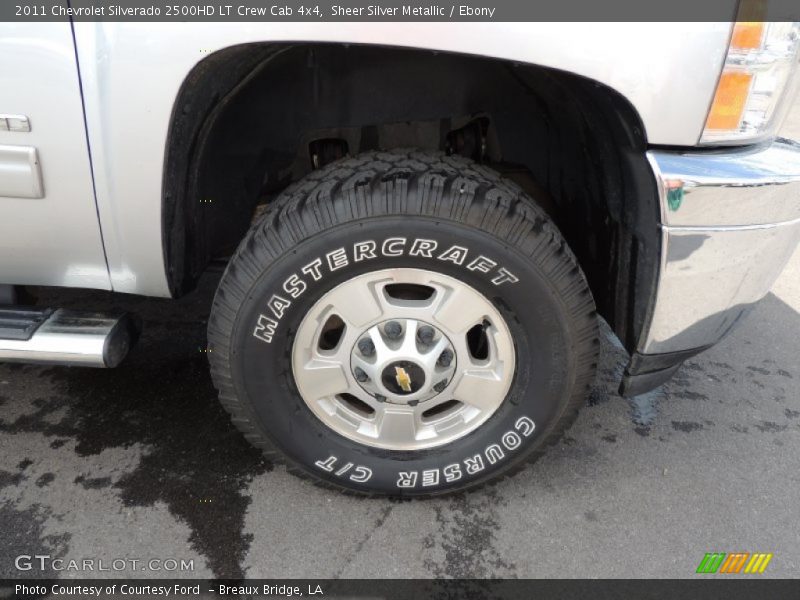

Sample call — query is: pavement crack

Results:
[332,505,394,579]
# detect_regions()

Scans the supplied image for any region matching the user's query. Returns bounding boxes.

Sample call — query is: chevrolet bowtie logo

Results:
[394,366,413,392]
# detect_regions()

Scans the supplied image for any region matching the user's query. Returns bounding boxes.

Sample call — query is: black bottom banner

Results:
[3,579,799,600]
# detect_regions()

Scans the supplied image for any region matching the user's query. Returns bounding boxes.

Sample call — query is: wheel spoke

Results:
[432,286,487,335]
[485,325,514,367]
[419,335,450,370]
[451,369,506,411]
[350,352,379,382]
[399,319,419,354]
[376,406,418,445]
[297,358,350,400]
[324,281,388,329]
[367,326,394,358]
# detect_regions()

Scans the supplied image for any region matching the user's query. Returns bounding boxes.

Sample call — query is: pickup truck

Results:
[1,17,799,497]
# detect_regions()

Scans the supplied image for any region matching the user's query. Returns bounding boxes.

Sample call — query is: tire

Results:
[208,150,598,497]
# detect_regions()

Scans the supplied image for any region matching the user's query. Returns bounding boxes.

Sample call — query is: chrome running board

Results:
[0,308,138,368]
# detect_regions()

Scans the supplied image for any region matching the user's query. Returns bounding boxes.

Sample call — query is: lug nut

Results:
[437,349,454,367]
[354,367,369,382]
[384,321,402,339]
[417,325,435,344]
[433,379,448,393]
[357,338,375,356]
[374,394,386,403]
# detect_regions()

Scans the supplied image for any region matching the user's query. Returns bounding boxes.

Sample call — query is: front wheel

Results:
[208,151,598,496]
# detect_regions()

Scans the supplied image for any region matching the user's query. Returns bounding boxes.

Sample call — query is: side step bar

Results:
[0,308,138,368]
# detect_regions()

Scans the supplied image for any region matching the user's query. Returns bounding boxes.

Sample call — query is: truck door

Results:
[0,21,110,290]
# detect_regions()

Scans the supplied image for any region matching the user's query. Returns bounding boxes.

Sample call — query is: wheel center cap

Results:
[350,318,457,405]
[381,361,426,395]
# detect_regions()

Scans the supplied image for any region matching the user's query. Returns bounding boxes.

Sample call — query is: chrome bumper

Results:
[622,139,800,395]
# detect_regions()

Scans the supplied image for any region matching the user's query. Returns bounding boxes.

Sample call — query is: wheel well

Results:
[163,43,659,352]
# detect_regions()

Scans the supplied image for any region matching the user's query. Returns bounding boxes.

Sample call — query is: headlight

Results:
[701,21,800,144]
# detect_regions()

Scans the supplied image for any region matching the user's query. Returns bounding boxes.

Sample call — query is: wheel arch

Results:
[163,42,660,354]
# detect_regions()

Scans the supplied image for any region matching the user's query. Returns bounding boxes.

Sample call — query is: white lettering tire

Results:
[208,150,598,496]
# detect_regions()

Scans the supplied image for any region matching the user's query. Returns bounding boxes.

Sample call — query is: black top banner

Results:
[3,0,800,22]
